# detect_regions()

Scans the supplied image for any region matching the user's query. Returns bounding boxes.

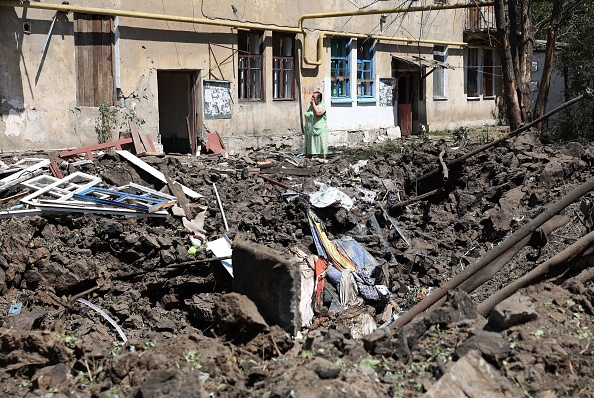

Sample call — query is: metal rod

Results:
[212,183,229,232]
[42,11,58,54]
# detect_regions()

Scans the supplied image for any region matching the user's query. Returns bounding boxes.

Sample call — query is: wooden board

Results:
[129,121,146,154]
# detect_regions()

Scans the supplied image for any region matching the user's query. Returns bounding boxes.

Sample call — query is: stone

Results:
[424,350,524,398]
[214,293,268,337]
[455,330,511,364]
[488,292,538,330]
[137,370,206,398]
[32,363,70,390]
[5,308,47,331]
[426,289,478,326]
[311,357,341,379]
[160,249,176,265]
[232,240,301,335]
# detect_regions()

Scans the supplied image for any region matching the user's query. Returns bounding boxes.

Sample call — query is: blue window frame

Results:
[357,39,374,98]
[331,39,350,98]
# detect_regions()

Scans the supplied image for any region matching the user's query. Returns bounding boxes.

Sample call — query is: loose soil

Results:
[1,132,593,398]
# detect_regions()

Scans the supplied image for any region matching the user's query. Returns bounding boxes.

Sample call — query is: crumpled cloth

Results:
[352,268,379,301]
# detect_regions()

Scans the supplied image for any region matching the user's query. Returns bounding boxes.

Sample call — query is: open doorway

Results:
[157,71,201,155]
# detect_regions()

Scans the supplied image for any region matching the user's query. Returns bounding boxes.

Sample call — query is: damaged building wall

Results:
[0,0,502,153]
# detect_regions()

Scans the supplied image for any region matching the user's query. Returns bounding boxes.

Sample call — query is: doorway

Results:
[157,71,201,155]
[397,74,413,136]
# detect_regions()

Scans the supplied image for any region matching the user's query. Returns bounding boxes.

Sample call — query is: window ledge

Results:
[467,96,481,101]
[357,97,376,103]
[433,96,448,101]
[331,97,354,104]
[483,96,496,100]
[273,98,296,102]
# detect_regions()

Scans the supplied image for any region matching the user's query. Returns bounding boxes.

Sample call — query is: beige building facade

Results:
[0,0,501,154]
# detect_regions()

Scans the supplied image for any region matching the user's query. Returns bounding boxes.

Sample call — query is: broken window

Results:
[74,13,115,107]
[331,38,350,99]
[272,34,295,100]
[238,30,263,101]
[466,47,479,97]
[433,45,448,99]
[357,39,374,99]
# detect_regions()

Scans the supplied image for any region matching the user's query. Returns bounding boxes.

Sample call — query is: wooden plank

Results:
[140,133,157,153]
[59,138,133,159]
[49,161,63,179]
[115,150,202,198]
[83,14,92,106]
[159,164,192,219]
[129,121,146,154]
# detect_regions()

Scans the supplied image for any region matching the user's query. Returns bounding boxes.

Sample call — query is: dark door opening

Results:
[157,71,200,154]
[397,73,413,136]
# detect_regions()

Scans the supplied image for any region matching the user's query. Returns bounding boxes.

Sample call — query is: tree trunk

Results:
[533,0,563,129]
[495,0,523,129]
[518,0,534,122]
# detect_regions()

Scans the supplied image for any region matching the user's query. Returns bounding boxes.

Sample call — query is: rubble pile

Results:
[0,133,593,397]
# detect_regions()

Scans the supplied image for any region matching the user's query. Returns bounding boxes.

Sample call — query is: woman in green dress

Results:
[304,91,328,159]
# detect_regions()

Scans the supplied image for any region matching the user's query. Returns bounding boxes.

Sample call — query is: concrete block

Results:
[386,127,401,139]
[232,240,301,335]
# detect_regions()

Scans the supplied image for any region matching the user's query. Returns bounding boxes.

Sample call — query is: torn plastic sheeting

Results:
[355,187,377,203]
[309,182,353,211]
[206,236,233,277]
[77,298,127,343]
[349,160,368,174]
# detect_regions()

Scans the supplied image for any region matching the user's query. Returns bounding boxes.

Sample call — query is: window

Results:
[433,45,447,98]
[467,47,479,97]
[467,48,498,98]
[483,49,494,97]
[74,13,115,106]
[238,31,263,100]
[331,38,350,98]
[357,39,374,98]
[272,34,295,100]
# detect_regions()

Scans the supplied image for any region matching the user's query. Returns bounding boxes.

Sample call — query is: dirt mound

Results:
[1,134,593,397]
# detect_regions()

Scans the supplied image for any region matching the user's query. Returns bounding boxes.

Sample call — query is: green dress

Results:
[304,102,328,155]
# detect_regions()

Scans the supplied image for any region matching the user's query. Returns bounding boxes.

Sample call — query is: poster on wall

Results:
[379,78,396,107]
[204,80,232,119]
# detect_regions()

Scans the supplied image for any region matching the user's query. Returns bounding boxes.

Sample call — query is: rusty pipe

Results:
[478,229,594,317]
[389,176,594,330]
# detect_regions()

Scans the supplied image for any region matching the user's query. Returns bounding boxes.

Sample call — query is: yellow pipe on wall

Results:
[0,0,302,33]
[301,1,496,65]
[298,1,496,29]
[1,0,492,67]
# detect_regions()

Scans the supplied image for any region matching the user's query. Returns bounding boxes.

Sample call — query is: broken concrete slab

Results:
[232,239,301,335]
[423,350,524,397]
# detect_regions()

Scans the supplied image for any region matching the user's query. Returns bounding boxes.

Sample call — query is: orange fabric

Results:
[314,257,328,309]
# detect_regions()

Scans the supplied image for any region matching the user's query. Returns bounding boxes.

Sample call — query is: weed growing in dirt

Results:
[185,350,203,370]
[97,102,119,144]
[64,333,78,349]
[339,140,404,162]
